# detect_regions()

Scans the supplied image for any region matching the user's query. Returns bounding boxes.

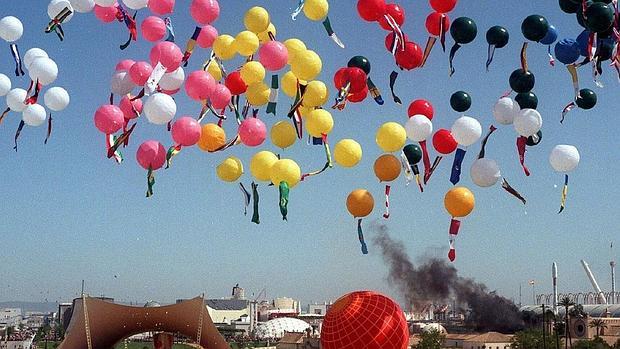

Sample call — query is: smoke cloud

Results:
[372,223,524,333]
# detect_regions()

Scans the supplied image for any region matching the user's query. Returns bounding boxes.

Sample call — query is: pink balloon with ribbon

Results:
[94,3,119,23]
[185,70,215,101]
[149,41,183,72]
[210,84,231,109]
[119,95,143,120]
[190,0,220,25]
[94,105,124,134]
[238,118,267,147]
[259,41,289,71]
[171,117,202,146]
[196,25,218,48]
[137,140,167,170]
[141,16,167,42]
[129,61,153,86]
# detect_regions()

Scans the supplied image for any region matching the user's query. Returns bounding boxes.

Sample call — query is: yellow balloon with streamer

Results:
[282,71,302,98]
[234,31,260,57]
[376,122,406,153]
[304,0,329,21]
[271,121,297,149]
[284,38,307,65]
[240,61,266,85]
[198,123,226,152]
[207,63,222,81]
[217,157,244,182]
[250,151,278,181]
[258,23,276,43]
[270,159,301,188]
[334,139,362,168]
[305,109,334,137]
[291,49,322,81]
[246,82,270,106]
[303,81,329,107]
[244,6,270,33]
[213,34,236,60]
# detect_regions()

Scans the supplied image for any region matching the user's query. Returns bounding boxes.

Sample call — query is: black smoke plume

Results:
[372,223,524,333]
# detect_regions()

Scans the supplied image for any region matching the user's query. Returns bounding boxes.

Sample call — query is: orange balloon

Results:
[198,123,226,152]
[346,189,374,218]
[444,186,475,217]
[373,154,401,182]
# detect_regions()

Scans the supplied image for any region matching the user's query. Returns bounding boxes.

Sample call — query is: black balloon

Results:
[509,69,536,93]
[521,15,550,42]
[526,130,542,146]
[515,92,538,109]
[585,2,615,33]
[486,26,510,48]
[347,56,371,75]
[576,88,597,109]
[451,17,478,44]
[559,0,581,13]
[403,144,422,165]
[597,39,615,61]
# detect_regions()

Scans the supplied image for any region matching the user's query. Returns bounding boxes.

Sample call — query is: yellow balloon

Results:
[334,139,362,168]
[298,105,314,118]
[244,6,270,33]
[376,122,406,152]
[304,0,329,21]
[284,38,307,65]
[217,156,244,182]
[198,123,226,152]
[240,61,266,85]
[271,121,297,149]
[444,186,475,218]
[207,62,222,81]
[246,81,270,106]
[305,109,334,137]
[250,151,278,181]
[270,159,301,188]
[258,23,276,44]
[234,31,260,56]
[213,34,236,60]
[282,71,303,98]
[291,49,322,81]
[302,81,329,107]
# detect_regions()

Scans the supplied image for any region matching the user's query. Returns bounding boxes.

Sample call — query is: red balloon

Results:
[430,0,458,13]
[395,41,423,70]
[425,12,450,36]
[357,0,387,22]
[407,99,434,119]
[321,291,409,349]
[384,32,409,51]
[224,71,248,96]
[432,129,458,154]
[378,4,405,30]
[347,86,369,103]
[334,67,367,94]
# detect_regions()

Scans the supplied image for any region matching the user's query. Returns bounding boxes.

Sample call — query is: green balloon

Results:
[451,17,478,44]
[450,91,472,112]
[403,144,422,165]
[585,2,614,33]
[576,88,597,109]
[347,56,371,75]
[515,92,538,110]
[486,26,509,48]
[521,15,550,42]
[559,0,581,13]
[526,130,542,146]
[509,69,535,93]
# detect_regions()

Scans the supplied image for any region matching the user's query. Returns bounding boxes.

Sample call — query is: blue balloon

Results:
[554,38,581,64]
[576,30,590,57]
[540,25,558,45]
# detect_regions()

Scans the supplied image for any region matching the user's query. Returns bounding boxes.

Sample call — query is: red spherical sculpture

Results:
[395,41,423,70]
[432,129,458,154]
[378,4,405,30]
[425,12,451,36]
[321,291,409,349]
[407,99,434,119]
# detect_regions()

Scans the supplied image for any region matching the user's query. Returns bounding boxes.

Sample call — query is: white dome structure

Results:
[254,317,311,339]
[422,323,447,334]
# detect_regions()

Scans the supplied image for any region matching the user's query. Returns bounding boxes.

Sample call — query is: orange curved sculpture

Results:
[58,296,228,349]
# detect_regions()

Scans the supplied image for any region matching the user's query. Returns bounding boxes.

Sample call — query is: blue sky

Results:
[0,0,618,307]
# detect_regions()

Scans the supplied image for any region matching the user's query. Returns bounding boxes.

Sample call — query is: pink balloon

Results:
[94,105,124,134]
[171,116,202,146]
[149,41,183,72]
[185,70,215,101]
[115,59,135,71]
[196,25,218,48]
[128,61,153,86]
[94,3,119,23]
[136,140,166,170]
[210,84,231,109]
[238,118,267,147]
[141,16,166,42]
[190,0,220,25]
[259,41,289,71]
[119,95,143,120]
[148,0,174,15]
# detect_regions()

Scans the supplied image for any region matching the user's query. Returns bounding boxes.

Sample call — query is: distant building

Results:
[254,318,312,340]
[276,332,320,349]
[307,303,329,316]
[206,299,250,325]
[443,332,513,349]
[0,309,22,328]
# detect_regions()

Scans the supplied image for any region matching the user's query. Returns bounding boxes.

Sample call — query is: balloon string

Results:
[382,185,391,219]
[44,113,53,144]
[477,125,498,159]
[238,182,251,216]
[9,43,24,77]
[486,44,496,71]
[164,17,175,42]
[251,182,260,224]
[516,136,531,176]
[440,14,447,52]
[448,43,461,77]
[558,174,569,214]
[291,0,305,20]
[389,71,402,104]
[13,120,24,152]
[501,178,527,205]
[548,45,555,67]
[358,219,368,255]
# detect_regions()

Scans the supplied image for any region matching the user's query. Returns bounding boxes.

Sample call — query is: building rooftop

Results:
[467,332,513,343]
[279,332,305,344]
[520,304,620,318]
[206,299,249,311]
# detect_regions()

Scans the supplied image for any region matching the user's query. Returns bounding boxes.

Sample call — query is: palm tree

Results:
[589,318,607,337]
[558,296,575,349]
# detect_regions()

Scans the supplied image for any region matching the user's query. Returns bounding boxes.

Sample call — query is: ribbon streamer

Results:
[450,148,467,185]
[486,44,496,71]
[419,140,431,184]
[165,144,182,169]
[13,120,24,152]
[106,134,123,164]
[382,185,391,219]
[44,113,53,144]
[421,37,437,68]
[425,156,443,184]
[279,181,290,221]
[547,45,556,67]
[146,167,155,198]
[477,125,498,159]
[560,101,577,123]
[516,136,531,176]
[182,27,201,67]
[10,43,24,76]
[0,107,10,125]
[300,134,332,180]
[366,77,384,105]
[448,43,462,77]
[399,150,414,186]
[107,123,136,159]
[322,17,345,48]
[291,0,305,20]
[25,80,42,105]
[164,17,175,42]
[383,14,405,53]
[45,7,72,41]
[389,71,402,105]
[239,182,251,216]
[358,219,368,255]
[501,178,527,205]
[287,80,307,118]
[266,74,279,115]
[251,182,260,224]
[145,62,168,95]
[118,5,137,50]
[558,174,569,214]
[521,42,529,72]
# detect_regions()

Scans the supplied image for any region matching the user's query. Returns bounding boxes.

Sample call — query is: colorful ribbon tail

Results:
[477,125,498,159]
[266,74,279,115]
[421,36,437,68]
[165,145,182,169]
[366,77,384,105]
[358,219,368,255]
[279,181,290,221]
[448,43,462,77]
[516,136,531,176]
[291,0,305,20]
[558,174,569,214]
[450,148,467,185]
[561,101,577,124]
[420,140,431,184]
[521,42,529,72]
[486,44,496,71]
[322,17,344,48]
[107,123,136,158]
[389,71,402,105]
[182,27,200,67]
[10,43,24,76]
[44,113,53,144]
[146,167,155,198]
[0,107,11,125]
[501,178,527,205]
[382,185,391,219]
[251,182,260,224]
[548,45,555,67]
[164,17,175,42]
[425,156,443,184]
[13,120,24,152]
[239,182,251,216]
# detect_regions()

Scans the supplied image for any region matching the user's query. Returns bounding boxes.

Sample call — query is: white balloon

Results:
[123,0,148,10]
[451,116,482,146]
[549,145,580,173]
[158,67,185,91]
[470,158,501,188]
[22,104,47,127]
[405,115,433,142]
[0,16,23,43]
[29,57,59,86]
[44,87,70,112]
[24,48,49,71]
[514,108,542,137]
[493,97,520,125]
[144,93,177,125]
[48,0,74,23]
[69,0,95,13]
[0,74,11,96]
[110,71,135,95]
[94,0,116,6]
[6,88,27,112]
